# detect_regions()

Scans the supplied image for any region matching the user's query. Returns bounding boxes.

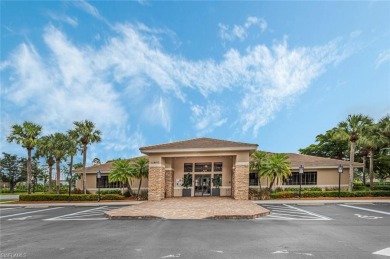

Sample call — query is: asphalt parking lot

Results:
[1,203,389,259]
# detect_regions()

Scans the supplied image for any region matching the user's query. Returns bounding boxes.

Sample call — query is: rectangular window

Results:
[195,162,212,172]
[213,162,223,172]
[283,172,317,185]
[249,172,258,186]
[184,163,193,173]
[97,176,122,188]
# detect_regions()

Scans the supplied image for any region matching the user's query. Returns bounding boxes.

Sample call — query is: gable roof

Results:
[73,156,148,174]
[284,153,364,169]
[140,137,258,154]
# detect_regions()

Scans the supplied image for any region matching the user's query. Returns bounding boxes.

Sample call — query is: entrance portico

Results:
[139,138,258,201]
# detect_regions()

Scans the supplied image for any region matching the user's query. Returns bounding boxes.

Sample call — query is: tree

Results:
[336,114,373,191]
[51,133,70,194]
[109,159,134,194]
[250,150,267,189]
[73,163,83,169]
[299,128,349,160]
[35,135,56,192]
[65,132,79,194]
[261,153,291,190]
[69,120,102,194]
[359,124,386,189]
[130,157,149,196]
[92,158,101,166]
[0,153,26,193]
[7,121,42,194]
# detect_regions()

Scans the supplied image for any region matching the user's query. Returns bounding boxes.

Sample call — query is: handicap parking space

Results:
[0,206,126,222]
[258,204,332,220]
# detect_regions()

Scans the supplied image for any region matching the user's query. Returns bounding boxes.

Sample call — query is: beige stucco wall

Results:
[76,173,148,192]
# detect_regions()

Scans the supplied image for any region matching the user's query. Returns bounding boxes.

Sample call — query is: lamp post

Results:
[97,170,101,202]
[299,165,304,198]
[338,164,343,198]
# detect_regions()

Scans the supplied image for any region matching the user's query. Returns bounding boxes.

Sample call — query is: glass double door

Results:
[194,174,211,196]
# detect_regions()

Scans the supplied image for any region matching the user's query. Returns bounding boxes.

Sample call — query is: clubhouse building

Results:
[76,138,363,201]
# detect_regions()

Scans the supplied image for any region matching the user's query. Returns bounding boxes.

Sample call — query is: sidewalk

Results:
[252,198,390,205]
[0,201,143,207]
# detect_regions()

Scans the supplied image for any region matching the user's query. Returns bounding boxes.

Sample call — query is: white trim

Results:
[165,168,174,171]
[141,146,257,154]
[149,163,163,168]
[290,165,361,170]
[236,162,249,166]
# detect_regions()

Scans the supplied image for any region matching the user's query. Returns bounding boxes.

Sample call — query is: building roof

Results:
[284,153,364,169]
[139,137,258,154]
[73,156,147,174]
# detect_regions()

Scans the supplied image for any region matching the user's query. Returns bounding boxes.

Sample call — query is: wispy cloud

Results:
[1,19,350,152]
[46,12,78,27]
[375,49,390,69]
[191,102,228,136]
[219,16,267,41]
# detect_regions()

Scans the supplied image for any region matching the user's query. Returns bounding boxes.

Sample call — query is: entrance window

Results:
[214,162,223,172]
[184,163,193,173]
[195,162,212,172]
[97,176,121,188]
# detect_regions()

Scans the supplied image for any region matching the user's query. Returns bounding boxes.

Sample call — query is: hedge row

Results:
[19,194,125,201]
[270,190,390,199]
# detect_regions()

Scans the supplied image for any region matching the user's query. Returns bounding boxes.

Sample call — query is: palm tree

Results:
[7,121,42,194]
[378,115,390,146]
[51,133,70,194]
[109,159,134,194]
[130,157,149,196]
[261,153,291,190]
[35,135,56,192]
[250,150,267,189]
[337,114,373,191]
[65,132,79,194]
[92,158,102,165]
[359,124,386,189]
[69,120,102,194]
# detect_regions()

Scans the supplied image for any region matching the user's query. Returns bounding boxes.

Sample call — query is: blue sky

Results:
[1,1,390,165]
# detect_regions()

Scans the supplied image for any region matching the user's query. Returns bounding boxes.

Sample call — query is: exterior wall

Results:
[148,165,165,201]
[172,156,233,197]
[232,164,249,200]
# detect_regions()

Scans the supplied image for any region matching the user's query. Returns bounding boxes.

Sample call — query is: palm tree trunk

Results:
[137,178,142,196]
[56,159,61,194]
[369,149,374,190]
[48,163,53,192]
[27,148,32,194]
[348,141,355,192]
[83,144,87,194]
[362,155,367,186]
[69,155,74,194]
[269,177,276,190]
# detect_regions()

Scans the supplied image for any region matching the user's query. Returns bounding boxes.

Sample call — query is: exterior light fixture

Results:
[299,165,304,199]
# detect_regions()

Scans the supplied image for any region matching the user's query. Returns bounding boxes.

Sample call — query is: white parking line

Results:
[0,208,16,211]
[44,206,109,221]
[0,207,63,219]
[259,204,331,220]
[373,247,390,256]
[339,204,390,216]
[284,205,332,220]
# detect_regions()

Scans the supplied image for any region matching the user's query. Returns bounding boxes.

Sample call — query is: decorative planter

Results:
[182,188,191,197]
[212,188,220,196]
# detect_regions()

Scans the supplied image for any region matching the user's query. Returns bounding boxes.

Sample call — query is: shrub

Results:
[19,194,125,201]
[123,190,133,197]
[249,188,271,200]
[97,189,122,195]
[137,190,148,200]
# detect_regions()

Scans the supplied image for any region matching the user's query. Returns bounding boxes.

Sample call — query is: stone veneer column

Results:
[148,165,165,201]
[232,164,249,200]
[165,170,174,198]
[231,167,236,198]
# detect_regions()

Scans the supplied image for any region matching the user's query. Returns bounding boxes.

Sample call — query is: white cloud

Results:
[191,102,228,136]
[1,21,350,149]
[219,16,268,41]
[46,12,78,27]
[144,97,171,132]
[375,49,390,69]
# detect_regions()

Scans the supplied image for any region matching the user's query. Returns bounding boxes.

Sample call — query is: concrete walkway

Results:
[105,197,270,220]
[253,198,390,205]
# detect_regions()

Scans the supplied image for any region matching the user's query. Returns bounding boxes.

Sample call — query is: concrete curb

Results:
[0,201,143,207]
[252,199,390,205]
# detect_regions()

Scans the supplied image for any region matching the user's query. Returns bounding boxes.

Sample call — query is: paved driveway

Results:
[0,195,19,200]
[1,203,389,258]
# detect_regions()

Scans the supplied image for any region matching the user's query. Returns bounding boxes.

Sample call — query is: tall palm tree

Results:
[130,157,149,196]
[359,124,386,189]
[337,114,373,191]
[378,115,390,147]
[261,153,291,190]
[109,159,135,194]
[65,132,79,194]
[69,120,102,194]
[51,133,70,194]
[250,150,267,189]
[7,121,42,194]
[35,135,56,192]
